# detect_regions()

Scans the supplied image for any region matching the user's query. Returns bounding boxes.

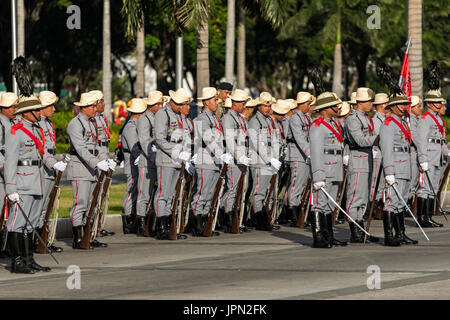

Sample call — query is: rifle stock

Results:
[179,175,192,234]
[232,166,247,233]
[80,171,106,249]
[169,163,186,240]
[36,170,63,254]
[435,163,450,216]
[144,181,158,237]
[203,163,228,237]
[0,197,7,251]
[263,173,278,231]
[296,178,311,228]
[364,160,383,242]
[95,169,113,236]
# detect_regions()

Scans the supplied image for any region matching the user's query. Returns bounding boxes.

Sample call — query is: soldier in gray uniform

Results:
[67,93,111,249]
[120,98,146,233]
[368,93,390,216]
[134,91,166,235]
[248,92,282,230]
[379,94,416,246]
[37,91,66,253]
[343,87,379,243]
[308,92,347,248]
[415,89,448,228]
[408,96,422,204]
[284,92,313,226]
[191,87,232,236]
[221,89,251,232]
[154,88,193,239]
[5,95,50,273]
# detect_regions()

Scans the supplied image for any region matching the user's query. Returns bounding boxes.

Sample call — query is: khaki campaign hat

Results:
[410,95,422,108]
[373,93,389,105]
[424,89,444,103]
[339,101,351,117]
[14,95,45,115]
[313,92,342,111]
[245,98,257,108]
[169,88,193,104]
[296,92,314,105]
[349,92,357,105]
[271,99,291,115]
[355,87,375,102]
[143,90,167,106]
[127,98,147,113]
[311,96,317,106]
[74,92,98,107]
[0,92,19,107]
[198,87,218,101]
[229,89,250,102]
[255,92,276,105]
[224,98,232,108]
[89,90,104,102]
[39,90,59,107]
[386,93,411,109]
[286,99,297,110]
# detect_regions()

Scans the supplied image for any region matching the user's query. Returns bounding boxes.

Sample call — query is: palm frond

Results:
[11,56,34,97]
[425,60,440,90]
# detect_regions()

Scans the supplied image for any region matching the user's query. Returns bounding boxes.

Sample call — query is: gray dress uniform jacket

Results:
[287,110,311,162]
[194,109,225,170]
[222,109,247,168]
[155,106,186,168]
[39,117,58,180]
[409,114,420,198]
[121,117,142,175]
[67,113,103,182]
[0,114,13,168]
[137,110,156,169]
[95,113,111,158]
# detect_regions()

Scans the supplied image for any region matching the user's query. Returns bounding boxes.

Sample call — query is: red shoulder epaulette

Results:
[313,116,324,127]
[384,116,392,125]
[10,123,23,135]
[421,111,429,119]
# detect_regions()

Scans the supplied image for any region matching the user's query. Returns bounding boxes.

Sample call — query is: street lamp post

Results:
[11,0,18,94]
[175,36,183,90]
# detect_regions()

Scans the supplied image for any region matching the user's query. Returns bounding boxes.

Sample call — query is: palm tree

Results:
[408,0,422,98]
[17,0,25,56]
[225,0,236,83]
[102,0,112,121]
[197,18,209,112]
[331,8,342,97]
[237,3,245,89]
[136,24,145,97]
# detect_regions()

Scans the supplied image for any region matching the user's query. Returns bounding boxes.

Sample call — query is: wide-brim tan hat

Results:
[286,99,297,110]
[143,90,167,106]
[14,95,45,115]
[349,92,357,104]
[0,92,19,107]
[339,101,351,117]
[245,98,257,108]
[89,90,104,102]
[198,87,217,101]
[74,92,98,107]
[296,92,313,105]
[373,93,389,105]
[39,90,59,107]
[410,95,421,108]
[386,94,411,108]
[313,92,342,111]
[255,91,276,105]
[311,96,317,106]
[224,98,232,108]
[271,99,291,115]
[229,89,250,102]
[356,87,375,102]
[424,89,443,103]
[169,88,193,104]
[127,98,147,113]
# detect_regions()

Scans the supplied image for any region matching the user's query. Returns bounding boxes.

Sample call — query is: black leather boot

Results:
[155,216,169,240]
[26,233,51,272]
[136,216,146,236]
[277,205,291,225]
[48,244,63,253]
[91,238,108,248]
[325,213,347,246]
[428,198,443,227]
[395,210,418,245]
[349,221,364,243]
[72,226,84,249]
[8,232,34,274]
[224,213,233,233]
[191,214,204,237]
[290,206,299,227]
[311,211,331,248]
[383,211,401,246]
[216,208,225,231]
[100,229,115,237]
[417,197,431,227]
[122,215,132,234]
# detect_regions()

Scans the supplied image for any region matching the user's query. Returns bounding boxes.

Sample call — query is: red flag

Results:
[399,52,412,112]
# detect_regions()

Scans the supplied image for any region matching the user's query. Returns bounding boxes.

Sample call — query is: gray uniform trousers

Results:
[7,195,44,233]
[136,166,157,217]
[0,172,5,220]
[250,167,275,213]
[221,165,244,213]
[369,157,383,202]
[70,180,96,227]
[285,161,309,207]
[384,179,410,213]
[191,168,220,217]
[346,171,370,220]
[310,182,339,215]
[417,165,441,199]
[409,147,419,199]
[154,166,180,217]
[122,152,139,217]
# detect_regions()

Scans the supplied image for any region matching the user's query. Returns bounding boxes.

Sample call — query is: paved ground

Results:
[0,215,449,300]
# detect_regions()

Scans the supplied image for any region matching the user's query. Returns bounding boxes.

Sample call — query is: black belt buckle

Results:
[48,149,56,155]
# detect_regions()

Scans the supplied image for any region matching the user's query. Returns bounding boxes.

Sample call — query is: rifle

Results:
[36,170,63,254]
[296,178,311,228]
[94,168,113,237]
[144,180,158,237]
[169,162,186,240]
[435,163,450,216]
[264,157,284,231]
[332,165,347,226]
[203,163,228,237]
[364,161,383,242]
[80,171,106,249]
[231,166,248,233]
[0,197,7,251]
[179,174,193,234]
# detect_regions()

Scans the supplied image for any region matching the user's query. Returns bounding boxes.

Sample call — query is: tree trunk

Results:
[408,0,423,98]
[196,18,209,114]
[136,25,145,97]
[17,0,25,56]
[102,0,112,122]
[332,10,342,97]
[225,0,235,83]
[237,3,245,89]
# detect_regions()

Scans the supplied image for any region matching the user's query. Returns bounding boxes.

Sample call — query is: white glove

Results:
[420,162,428,172]
[372,149,378,158]
[186,162,195,176]
[238,155,251,166]
[191,153,198,164]
[107,159,117,171]
[53,161,67,172]
[134,155,141,166]
[179,151,191,162]
[313,181,326,191]
[306,156,311,165]
[385,175,396,186]
[220,153,233,164]
[270,158,282,171]
[343,155,349,166]
[448,152,450,157]
[7,192,20,203]
[151,145,158,153]
[96,160,110,172]
[119,161,125,168]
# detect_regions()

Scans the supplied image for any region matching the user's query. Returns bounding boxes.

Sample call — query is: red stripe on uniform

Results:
[193,169,204,216]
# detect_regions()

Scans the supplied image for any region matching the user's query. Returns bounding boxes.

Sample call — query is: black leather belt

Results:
[99,141,109,147]
[47,148,56,155]
[349,147,371,151]
[69,149,99,156]
[428,138,444,144]
[393,146,410,153]
[18,160,42,167]
[122,148,130,153]
[324,149,342,155]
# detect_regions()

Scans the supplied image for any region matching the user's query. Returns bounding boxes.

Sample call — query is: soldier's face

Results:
[23,110,41,123]
[180,104,190,116]
[150,102,164,114]
[297,101,310,113]
[204,96,219,112]
[1,104,17,119]
[358,101,373,113]
[81,104,97,118]
[218,89,231,101]
[259,104,271,117]
[272,113,284,121]
[41,105,56,118]
[231,101,246,113]
[411,104,422,116]
[391,104,407,117]
[96,99,105,113]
